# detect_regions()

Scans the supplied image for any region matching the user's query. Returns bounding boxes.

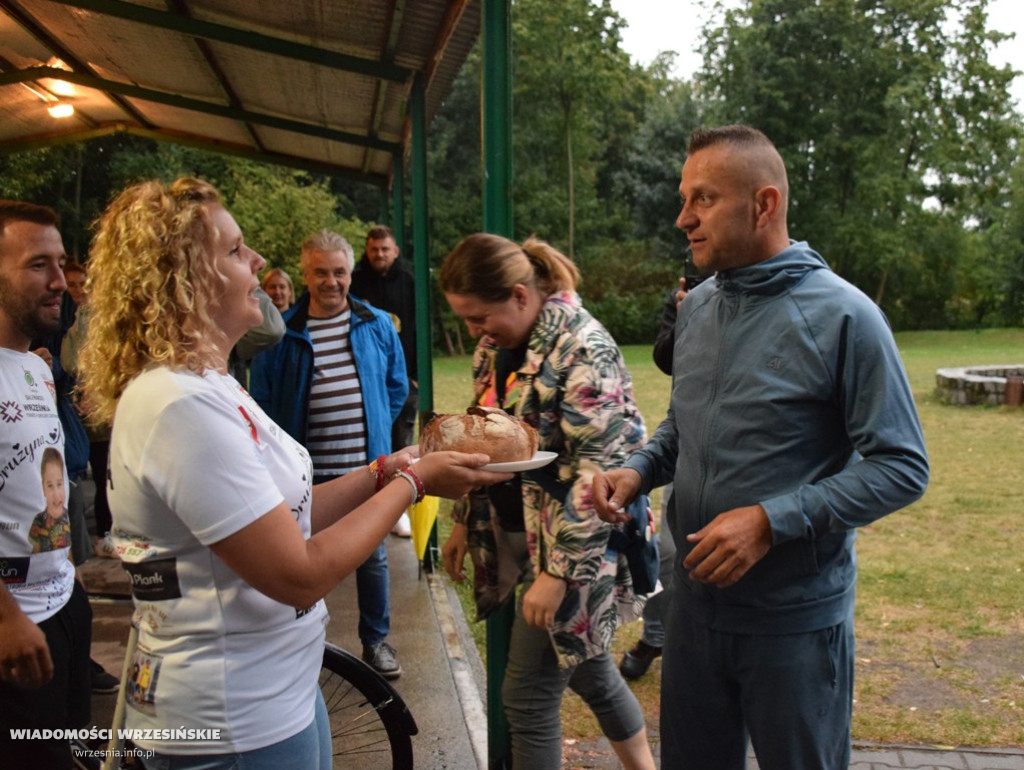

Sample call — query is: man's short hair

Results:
[63,260,87,276]
[301,229,354,270]
[687,124,789,207]
[0,200,58,238]
[687,124,776,155]
[366,225,395,243]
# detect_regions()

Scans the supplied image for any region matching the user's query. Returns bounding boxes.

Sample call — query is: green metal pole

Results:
[410,74,436,574]
[483,0,514,237]
[391,151,406,253]
[482,0,514,767]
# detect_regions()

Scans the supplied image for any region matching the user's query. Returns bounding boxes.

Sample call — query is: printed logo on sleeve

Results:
[122,558,182,601]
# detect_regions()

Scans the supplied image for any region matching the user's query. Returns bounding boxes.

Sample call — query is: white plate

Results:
[482,451,558,472]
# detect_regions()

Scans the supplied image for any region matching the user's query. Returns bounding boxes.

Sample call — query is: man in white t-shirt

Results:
[250,230,408,679]
[0,200,92,769]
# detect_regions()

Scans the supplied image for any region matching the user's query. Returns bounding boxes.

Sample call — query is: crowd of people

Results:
[0,123,929,770]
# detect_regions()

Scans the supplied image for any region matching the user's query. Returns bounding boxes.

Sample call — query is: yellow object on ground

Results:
[409,495,440,560]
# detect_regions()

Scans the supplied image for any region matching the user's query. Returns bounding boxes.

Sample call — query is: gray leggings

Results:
[501,533,645,769]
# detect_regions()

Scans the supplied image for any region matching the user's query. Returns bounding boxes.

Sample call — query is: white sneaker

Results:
[93,532,118,559]
[391,511,412,537]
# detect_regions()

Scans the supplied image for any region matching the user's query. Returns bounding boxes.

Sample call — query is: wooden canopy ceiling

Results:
[0,0,480,186]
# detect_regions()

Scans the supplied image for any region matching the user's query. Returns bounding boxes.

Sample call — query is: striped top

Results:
[306,310,367,477]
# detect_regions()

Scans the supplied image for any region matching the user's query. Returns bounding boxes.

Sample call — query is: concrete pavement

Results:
[562,735,1024,769]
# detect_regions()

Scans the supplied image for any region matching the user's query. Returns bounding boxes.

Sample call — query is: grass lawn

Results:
[430,328,1024,748]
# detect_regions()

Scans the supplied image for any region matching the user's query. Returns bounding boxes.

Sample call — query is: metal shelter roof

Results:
[0,0,481,186]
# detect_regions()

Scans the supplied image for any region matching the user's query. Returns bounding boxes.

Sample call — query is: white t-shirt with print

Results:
[109,367,328,754]
[0,349,74,623]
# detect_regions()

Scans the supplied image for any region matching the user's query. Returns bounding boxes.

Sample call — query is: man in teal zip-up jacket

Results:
[595,126,929,770]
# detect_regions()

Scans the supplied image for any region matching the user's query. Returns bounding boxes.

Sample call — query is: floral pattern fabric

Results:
[452,291,647,668]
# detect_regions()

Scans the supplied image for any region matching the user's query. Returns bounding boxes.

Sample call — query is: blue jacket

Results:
[625,242,929,635]
[249,293,408,463]
[32,293,88,477]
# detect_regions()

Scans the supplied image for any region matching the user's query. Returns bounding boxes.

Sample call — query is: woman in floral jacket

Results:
[439,233,655,770]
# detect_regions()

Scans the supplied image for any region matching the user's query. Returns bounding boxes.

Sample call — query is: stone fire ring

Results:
[935,365,1024,405]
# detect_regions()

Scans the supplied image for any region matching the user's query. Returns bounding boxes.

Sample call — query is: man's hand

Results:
[683,505,772,588]
[0,606,54,689]
[676,276,688,308]
[522,572,568,629]
[441,523,469,583]
[592,468,643,524]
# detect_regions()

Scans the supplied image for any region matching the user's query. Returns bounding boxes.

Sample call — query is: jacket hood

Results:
[716,241,829,297]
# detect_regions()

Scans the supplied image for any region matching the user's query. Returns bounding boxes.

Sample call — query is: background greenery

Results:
[2,0,1021,339]
[435,330,1024,748]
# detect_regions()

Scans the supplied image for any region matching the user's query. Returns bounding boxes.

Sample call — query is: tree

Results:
[698,0,1021,327]
[224,162,363,272]
[1,137,362,281]
[0,135,155,258]
[511,0,637,255]
[616,68,705,256]
[980,155,1024,326]
[427,46,484,263]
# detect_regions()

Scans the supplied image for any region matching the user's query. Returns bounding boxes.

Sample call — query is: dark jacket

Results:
[32,293,88,477]
[229,288,284,385]
[249,293,408,460]
[652,289,677,377]
[350,255,417,380]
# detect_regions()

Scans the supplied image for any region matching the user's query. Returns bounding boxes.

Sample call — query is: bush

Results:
[576,240,679,344]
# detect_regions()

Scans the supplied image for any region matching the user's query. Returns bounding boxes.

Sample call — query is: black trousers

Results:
[0,579,92,770]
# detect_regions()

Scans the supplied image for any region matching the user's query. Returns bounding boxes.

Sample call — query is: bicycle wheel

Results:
[320,642,418,769]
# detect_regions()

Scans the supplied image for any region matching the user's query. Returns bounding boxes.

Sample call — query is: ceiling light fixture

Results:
[47,101,74,118]
[44,58,76,97]
[47,78,76,97]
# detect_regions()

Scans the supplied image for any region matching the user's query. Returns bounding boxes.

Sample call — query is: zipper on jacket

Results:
[695,290,740,529]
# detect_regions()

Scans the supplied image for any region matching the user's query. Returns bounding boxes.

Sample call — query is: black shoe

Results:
[362,641,402,680]
[90,659,120,693]
[619,640,661,680]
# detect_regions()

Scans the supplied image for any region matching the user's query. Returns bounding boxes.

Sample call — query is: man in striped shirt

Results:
[250,230,408,679]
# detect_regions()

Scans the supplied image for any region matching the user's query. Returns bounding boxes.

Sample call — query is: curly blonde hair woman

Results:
[78,178,510,768]
[80,178,227,426]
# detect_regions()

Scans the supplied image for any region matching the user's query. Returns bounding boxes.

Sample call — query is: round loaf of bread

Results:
[420,407,539,463]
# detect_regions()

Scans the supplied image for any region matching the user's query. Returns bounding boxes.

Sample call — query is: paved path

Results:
[563,736,1024,769]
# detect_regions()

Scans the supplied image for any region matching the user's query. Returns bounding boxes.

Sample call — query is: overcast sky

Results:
[609,0,1024,109]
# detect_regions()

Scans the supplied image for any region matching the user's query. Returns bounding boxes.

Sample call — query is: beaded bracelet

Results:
[394,468,425,504]
[394,471,418,506]
[406,466,425,501]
